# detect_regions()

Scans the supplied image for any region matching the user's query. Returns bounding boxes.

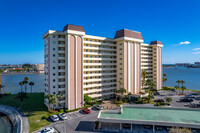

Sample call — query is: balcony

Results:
[58,75,65,78]
[58,69,65,72]
[58,38,65,41]
[83,46,116,51]
[83,52,116,56]
[83,41,116,47]
[83,77,116,83]
[58,57,65,60]
[58,82,65,85]
[83,68,116,72]
[83,58,116,61]
[83,73,116,77]
[58,44,65,47]
[58,51,65,54]
[58,63,65,66]
[83,82,117,88]
[84,87,116,93]
[83,63,116,66]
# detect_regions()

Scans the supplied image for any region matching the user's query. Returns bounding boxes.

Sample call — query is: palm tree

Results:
[19,81,24,93]
[180,80,185,87]
[15,92,29,108]
[23,77,29,93]
[141,70,149,90]
[145,79,155,102]
[162,73,167,86]
[181,86,186,94]
[176,80,181,88]
[114,89,120,100]
[45,94,57,111]
[174,85,179,95]
[119,88,126,101]
[29,82,34,93]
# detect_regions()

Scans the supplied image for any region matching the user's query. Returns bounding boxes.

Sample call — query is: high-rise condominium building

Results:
[43,24,163,110]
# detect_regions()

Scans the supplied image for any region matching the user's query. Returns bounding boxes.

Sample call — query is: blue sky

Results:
[0,0,199,64]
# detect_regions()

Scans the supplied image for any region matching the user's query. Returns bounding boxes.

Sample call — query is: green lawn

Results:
[0,93,51,132]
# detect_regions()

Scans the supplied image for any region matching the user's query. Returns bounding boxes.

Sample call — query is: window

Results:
[53,67,55,69]
[53,79,55,82]
[53,35,55,38]
[53,42,56,44]
[53,54,55,57]
[53,73,55,76]
[53,48,55,50]
[53,61,55,63]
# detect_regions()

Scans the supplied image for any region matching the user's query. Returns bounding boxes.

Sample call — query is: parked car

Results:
[154,99,164,102]
[195,97,200,100]
[191,93,199,96]
[179,98,193,102]
[82,108,91,114]
[155,126,163,131]
[40,127,56,133]
[154,92,160,95]
[144,125,153,129]
[190,103,200,108]
[50,115,59,122]
[94,105,104,110]
[185,95,195,99]
[171,89,176,92]
[58,113,68,120]
[122,123,131,128]
[165,127,171,131]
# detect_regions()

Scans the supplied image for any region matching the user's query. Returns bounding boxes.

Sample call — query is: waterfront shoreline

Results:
[0,72,43,76]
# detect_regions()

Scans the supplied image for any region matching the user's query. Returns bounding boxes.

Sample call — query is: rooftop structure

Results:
[97,106,200,132]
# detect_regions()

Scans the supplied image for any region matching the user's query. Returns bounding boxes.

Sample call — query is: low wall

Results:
[0,105,29,133]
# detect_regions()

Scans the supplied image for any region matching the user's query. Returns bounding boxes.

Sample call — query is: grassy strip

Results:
[0,93,50,132]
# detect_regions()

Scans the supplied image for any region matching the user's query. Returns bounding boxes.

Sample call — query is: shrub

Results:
[60,109,64,113]
[65,108,80,113]
[115,100,123,104]
[42,114,49,119]
[165,97,172,102]
[3,92,11,96]
[164,102,170,106]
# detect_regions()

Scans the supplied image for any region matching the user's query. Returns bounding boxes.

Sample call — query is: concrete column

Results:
[153,125,155,133]
[98,122,101,129]
[130,124,132,131]
[120,123,122,131]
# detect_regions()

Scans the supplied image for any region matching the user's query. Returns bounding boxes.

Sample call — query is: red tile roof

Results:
[114,29,143,40]
[63,24,85,32]
[150,41,163,45]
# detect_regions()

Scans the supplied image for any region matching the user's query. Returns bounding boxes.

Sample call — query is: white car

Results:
[40,127,56,133]
[58,113,68,120]
[50,115,59,122]
[94,105,104,110]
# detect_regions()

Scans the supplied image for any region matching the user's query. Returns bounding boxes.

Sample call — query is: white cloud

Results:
[193,48,200,51]
[193,52,200,54]
[179,41,191,45]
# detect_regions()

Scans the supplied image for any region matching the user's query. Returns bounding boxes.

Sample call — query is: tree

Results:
[15,92,29,108]
[23,77,29,93]
[165,97,172,102]
[145,79,155,102]
[29,81,34,93]
[176,80,181,94]
[45,94,57,111]
[174,85,179,95]
[181,86,186,94]
[180,80,185,87]
[141,70,149,90]
[19,81,24,93]
[84,94,93,104]
[114,89,120,100]
[119,88,126,101]
[162,73,167,86]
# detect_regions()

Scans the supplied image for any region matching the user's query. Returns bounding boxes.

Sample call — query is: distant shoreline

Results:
[0,72,43,76]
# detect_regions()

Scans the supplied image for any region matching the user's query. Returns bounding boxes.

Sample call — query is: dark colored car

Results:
[155,126,163,131]
[144,125,153,129]
[82,108,91,114]
[154,99,164,102]
[154,92,160,95]
[122,123,131,128]
[191,93,199,96]
[180,98,193,102]
[171,89,176,92]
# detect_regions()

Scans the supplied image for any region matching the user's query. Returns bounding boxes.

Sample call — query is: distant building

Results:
[35,64,44,73]
[175,63,190,67]
[194,62,200,65]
